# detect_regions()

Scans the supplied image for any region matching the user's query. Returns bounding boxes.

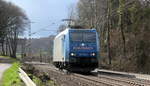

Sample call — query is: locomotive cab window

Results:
[70,32,83,42]
[83,32,96,42]
[70,32,96,43]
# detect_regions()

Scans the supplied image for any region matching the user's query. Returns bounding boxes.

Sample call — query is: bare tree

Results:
[0,1,28,58]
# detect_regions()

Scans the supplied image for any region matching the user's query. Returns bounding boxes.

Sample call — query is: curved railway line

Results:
[23,62,150,86]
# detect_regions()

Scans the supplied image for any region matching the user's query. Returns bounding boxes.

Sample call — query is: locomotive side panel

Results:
[53,29,69,62]
[53,35,64,62]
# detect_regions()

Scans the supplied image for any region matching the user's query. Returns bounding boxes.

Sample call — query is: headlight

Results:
[91,53,96,56]
[70,53,75,56]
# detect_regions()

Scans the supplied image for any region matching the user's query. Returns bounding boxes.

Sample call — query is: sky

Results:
[5,0,78,38]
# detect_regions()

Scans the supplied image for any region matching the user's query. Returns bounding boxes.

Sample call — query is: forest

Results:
[0,0,150,74]
[68,0,150,73]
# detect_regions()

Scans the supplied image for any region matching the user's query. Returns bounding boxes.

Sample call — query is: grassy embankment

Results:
[1,62,25,86]
[0,55,17,62]
[0,56,9,58]
[0,55,55,86]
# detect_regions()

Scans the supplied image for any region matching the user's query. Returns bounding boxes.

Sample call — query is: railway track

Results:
[109,75,150,86]
[42,65,118,86]
[97,70,150,86]
[47,65,150,86]
[23,62,150,86]
[97,75,146,86]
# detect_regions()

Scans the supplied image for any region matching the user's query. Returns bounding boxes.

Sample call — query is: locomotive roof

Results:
[55,28,96,39]
[55,29,68,39]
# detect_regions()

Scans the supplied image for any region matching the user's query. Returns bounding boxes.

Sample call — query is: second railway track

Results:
[73,72,150,86]
[73,73,127,86]
[98,75,150,86]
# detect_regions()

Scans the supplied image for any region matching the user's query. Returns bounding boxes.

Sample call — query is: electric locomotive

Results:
[53,28,99,72]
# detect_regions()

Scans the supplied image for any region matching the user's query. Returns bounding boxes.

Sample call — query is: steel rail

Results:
[98,75,145,86]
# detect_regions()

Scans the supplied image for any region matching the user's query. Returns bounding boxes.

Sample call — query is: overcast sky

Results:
[5,0,78,38]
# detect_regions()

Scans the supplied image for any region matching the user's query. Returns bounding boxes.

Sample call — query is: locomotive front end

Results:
[68,29,99,72]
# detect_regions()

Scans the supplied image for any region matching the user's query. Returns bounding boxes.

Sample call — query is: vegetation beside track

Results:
[0,56,10,58]
[1,62,25,86]
[0,56,18,62]
[22,64,56,86]
[31,75,56,86]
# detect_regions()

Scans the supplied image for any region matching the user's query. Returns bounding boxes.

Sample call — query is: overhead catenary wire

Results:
[30,24,58,35]
[28,19,64,36]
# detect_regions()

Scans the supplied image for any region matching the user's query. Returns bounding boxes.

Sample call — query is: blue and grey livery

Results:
[53,28,100,72]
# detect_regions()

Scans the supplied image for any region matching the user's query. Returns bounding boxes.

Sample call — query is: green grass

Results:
[0,56,11,58]
[0,55,18,62]
[1,62,25,86]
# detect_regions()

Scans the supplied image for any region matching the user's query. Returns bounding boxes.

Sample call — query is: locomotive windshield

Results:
[70,32,96,42]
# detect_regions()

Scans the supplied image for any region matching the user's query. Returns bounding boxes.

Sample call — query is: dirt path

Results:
[0,64,12,80]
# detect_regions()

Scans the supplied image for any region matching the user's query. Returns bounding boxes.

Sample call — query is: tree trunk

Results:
[5,38,8,55]
[7,38,12,56]
[107,0,111,65]
[11,29,18,58]
[120,22,126,57]
[119,0,126,58]
[1,42,5,55]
